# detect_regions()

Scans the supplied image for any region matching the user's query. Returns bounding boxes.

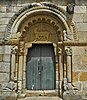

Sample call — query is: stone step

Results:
[18,97,62,100]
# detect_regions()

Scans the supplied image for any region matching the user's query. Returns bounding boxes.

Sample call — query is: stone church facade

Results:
[0,0,87,99]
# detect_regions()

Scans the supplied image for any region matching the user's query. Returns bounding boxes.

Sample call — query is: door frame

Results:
[21,42,58,95]
[26,43,56,90]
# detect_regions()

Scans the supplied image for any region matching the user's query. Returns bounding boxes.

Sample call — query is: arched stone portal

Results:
[7,2,75,97]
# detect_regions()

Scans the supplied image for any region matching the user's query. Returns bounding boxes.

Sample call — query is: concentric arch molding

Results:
[5,2,76,41]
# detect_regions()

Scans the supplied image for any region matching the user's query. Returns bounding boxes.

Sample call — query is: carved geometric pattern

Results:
[6,2,76,43]
[6,2,66,38]
[19,17,63,43]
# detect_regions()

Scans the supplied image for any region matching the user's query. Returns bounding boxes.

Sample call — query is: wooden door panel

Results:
[41,58,53,89]
[26,44,56,90]
[26,45,41,90]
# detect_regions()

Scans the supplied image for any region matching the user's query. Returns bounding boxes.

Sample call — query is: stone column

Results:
[58,47,63,97]
[11,54,16,80]
[67,55,72,83]
[18,56,23,91]
[17,41,24,94]
[22,55,26,89]
[10,46,18,81]
[65,47,72,83]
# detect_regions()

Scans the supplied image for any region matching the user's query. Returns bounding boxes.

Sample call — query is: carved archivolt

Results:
[5,2,76,42]
[6,2,66,34]
[19,16,64,43]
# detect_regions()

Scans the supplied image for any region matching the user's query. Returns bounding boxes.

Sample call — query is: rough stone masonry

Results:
[0,0,87,100]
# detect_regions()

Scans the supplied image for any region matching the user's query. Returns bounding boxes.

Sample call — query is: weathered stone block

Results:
[0,6,6,12]
[0,25,7,32]
[83,14,87,22]
[0,13,15,18]
[82,55,87,63]
[2,62,10,72]
[13,6,22,12]
[3,54,10,62]
[0,54,3,61]
[6,96,17,100]
[0,62,10,73]
[82,82,87,90]
[75,0,83,5]
[72,72,79,82]
[63,94,82,100]
[0,96,5,100]
[0,46,4,54]
[72,55,82,71]
[0,91,17,100]
[72,47,85,56]
[17,0,22,6]
[74,6,86,13]
[3,46,12,54]
[0,73,9,82]
[73,14,83,22]
[79,72,87,81]
[77,64,87,71]
[0,33,5,40]
[0,18,10,24]
[6,6,20,13]
[76,23,87,31]
[78,32,87,42]
[73,55,81,65]
[76,0,87,5]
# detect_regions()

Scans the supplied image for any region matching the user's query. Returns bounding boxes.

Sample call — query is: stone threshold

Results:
[25,90,58,97]
[18,96,62,100]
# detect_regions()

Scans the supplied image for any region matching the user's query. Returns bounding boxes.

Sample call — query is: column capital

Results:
[11,46,18,55]
[58,47,62,54]
[19,41,25,56]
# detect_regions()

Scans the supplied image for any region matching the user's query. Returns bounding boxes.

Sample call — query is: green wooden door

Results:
[26,44,56,90]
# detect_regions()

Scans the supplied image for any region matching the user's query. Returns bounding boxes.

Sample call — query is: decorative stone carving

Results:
[58,47,62,54]
[65,47,72,55]
[5,2,75,43]
[34,28,51,41]
[63,30,72,41]
[11,46,18,54]
[6,2,66,34]
[19,17,62,43]
[1,82,17,91]
[71,22,78,41]
[9,32,22,39]
[19,41,24,55]
[6,32,22,45]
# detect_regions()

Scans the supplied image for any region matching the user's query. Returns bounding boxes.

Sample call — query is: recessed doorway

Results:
[26,44,56,90]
